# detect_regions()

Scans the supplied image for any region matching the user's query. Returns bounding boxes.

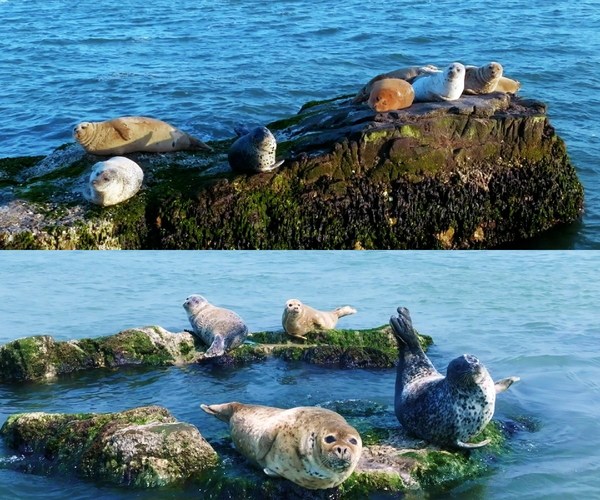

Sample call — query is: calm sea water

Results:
[0,0,599,248]
[0,251,599,499]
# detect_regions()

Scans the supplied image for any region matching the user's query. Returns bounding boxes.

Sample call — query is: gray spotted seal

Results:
[73,116,213,155]
[390,306,519,449]
[228,125,284,174]
[200,401,362,489]
[411,62,466,102]
[85,156,143,206]
[282,299,357,340]
[183,294,248,357]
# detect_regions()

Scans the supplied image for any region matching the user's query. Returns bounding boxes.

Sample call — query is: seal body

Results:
[85,156,143,206]
[411,62,466,102]
[73,116,213,155]
[201,402,362,489]
[353,65,438,103]
[367,78,415,112]
[390,306,519,449]
[282,299,357,340]
[228,126,284,173]
[183,295,248,357]
[463,62,503,95]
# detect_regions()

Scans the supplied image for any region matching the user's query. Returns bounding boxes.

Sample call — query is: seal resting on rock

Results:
[495,75,521,93]
[73,116,213,155]
[367,78,415,112]
[228,125,284,174]
[282,299,357,340]
[463,62,504,95]
[411,62,466,102]
[390,306,519,450]
[183,294,248,357]
[200,402,362,489]
[352,65,438,103]
[85,156,143,206]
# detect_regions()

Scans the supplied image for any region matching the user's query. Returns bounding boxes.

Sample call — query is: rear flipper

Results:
[205,335,226,357]
[333,305,357,318]
[494,376,520,393]
[389,306,422,349]
[200,402,236,422]
[456,438,491,449]
[263,467,282,477]
[261,159,285,172]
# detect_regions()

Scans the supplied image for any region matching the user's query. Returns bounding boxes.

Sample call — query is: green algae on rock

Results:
[0,93,583,249]
[0,405,218,487]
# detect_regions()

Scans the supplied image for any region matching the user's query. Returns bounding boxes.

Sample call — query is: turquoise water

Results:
[0,251,599,498]
[1,0,599,248]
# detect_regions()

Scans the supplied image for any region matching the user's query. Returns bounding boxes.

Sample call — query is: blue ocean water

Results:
[0,251,599,499]
[0,0,599,248]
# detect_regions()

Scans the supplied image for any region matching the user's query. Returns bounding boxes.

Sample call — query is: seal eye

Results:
[324,435,336,444]
[349,438,358,445]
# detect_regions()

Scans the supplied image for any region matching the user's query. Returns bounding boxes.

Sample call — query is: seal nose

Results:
[335,446,351,461]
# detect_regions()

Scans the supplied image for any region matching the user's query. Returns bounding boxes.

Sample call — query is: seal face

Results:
[228,126,284,174]
[200,402,362,489]
[411,62,466,102]
[73,116,212,155]
[463,62,503,95]
[368,78,415,112]
[183,294,248,357]
[85,156,143,206]
[390,306,519,449]
[282,299,357,340]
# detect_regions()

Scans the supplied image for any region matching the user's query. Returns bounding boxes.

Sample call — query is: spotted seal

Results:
[183,294,248,357]
[411,62,466,102]
[73,116,213,155]
[367,78,415,112]
[85,156,143,206]
[227,125,284,174]
[390,306,519,449]
[282,299,357,340]
[463,62,504,95]
[201,402,362,489]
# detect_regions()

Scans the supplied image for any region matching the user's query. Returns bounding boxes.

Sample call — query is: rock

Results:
[0,94,583,249]
[0,405,218,487]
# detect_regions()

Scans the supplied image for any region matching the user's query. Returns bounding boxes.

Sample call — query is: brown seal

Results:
[282,299,357,340]
[201,402,362,489]
[495,76,521,93]
[367,78,415,112]
[353,65,438,103]
[463,62,504,95]
[73,116,213,155]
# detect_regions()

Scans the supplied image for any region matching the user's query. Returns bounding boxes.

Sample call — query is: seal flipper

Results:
[494,376,520,393]
[263,467,281,477]
[200,402,237,422]
[389,307,422,350]
[188,135,214,152]
[261,159,285,172]
[112,119,133,141]
[205,335,225,357]
[456,438,491,449]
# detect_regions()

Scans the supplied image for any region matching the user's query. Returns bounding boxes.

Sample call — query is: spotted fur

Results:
[228,126,284,173]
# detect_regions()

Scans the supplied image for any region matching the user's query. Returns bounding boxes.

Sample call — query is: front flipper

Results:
[261,159,285,172]
[112,119,133,141]
[205,335,225,357]
[456,438,491,449]
[263,467,281,478]
[494,376,520,393]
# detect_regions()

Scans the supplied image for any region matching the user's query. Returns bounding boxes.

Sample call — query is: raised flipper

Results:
[456,438,491,449]
[200,402,237,422]
[494,376,520,393]
[205,335,225,357]
[389,307,422,349]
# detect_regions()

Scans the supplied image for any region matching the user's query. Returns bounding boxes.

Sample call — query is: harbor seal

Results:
[411,62,466,102]
[183,294,248,357]
[282,299,357,340]
[495,75,521,93]
[228,125,284,174]
[390,306,519,450]
[367,78,415,112]
[85,156,143,206]
[200,402,362,489]
[463,62,504,95]
[73,116,213,155]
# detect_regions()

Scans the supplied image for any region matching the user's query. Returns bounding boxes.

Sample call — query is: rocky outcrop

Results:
[0,93,583,249]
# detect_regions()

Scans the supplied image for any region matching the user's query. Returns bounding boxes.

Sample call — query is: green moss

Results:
[339,471,406,498]
[99,329,174,366]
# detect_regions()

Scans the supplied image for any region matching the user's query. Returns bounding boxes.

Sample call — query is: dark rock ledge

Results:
[0,93,583,249]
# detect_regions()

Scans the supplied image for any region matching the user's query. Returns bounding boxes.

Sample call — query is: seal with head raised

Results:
[200,402,362,489]
[85,156,143,207]
[73,116,213,155]
[282,299,357,340]
[183,294,248,357]
[411,62,466,102]
[228,125,284,174]
[463,62,504,95]
[367,78,415,112]
[390,306,519,449]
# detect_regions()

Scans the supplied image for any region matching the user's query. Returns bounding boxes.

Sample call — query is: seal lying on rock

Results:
[183,295,248,357]
[463,62,504,95]
[201,402,362,489]
[228,125,284,174]
[73,116,213,155]
[390,306,519,449]
[85,156,143,206]
[282,299,357,340]
[367,78,415,112]
[411,62,466,102]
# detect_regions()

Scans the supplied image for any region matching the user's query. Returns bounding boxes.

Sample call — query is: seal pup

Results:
[463,62,504,95]
[183,294,248,357]
[367,78,415,112]
[228,125,284,174]
[73,116,213,155]
[352,65,438,103]
[411,62,466,102]
[390,306,519,450]
[201,402,362,489]
[85,156,143,206]
[282,299,357,340]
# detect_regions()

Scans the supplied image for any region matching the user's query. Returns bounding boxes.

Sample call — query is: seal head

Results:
[228,126,284,174]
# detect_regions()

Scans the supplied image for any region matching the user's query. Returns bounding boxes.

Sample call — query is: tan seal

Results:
[85,156,143,206]
[463,62,504,95]
[495,75,521,93]
[73,116,213,155]
[201,402,362,489]
[282,299,357,340]
[367,78,415,112]
[353,65,438,103]
[183,294,248,357]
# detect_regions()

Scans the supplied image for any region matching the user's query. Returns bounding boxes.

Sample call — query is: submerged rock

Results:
[0,94,583,249]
